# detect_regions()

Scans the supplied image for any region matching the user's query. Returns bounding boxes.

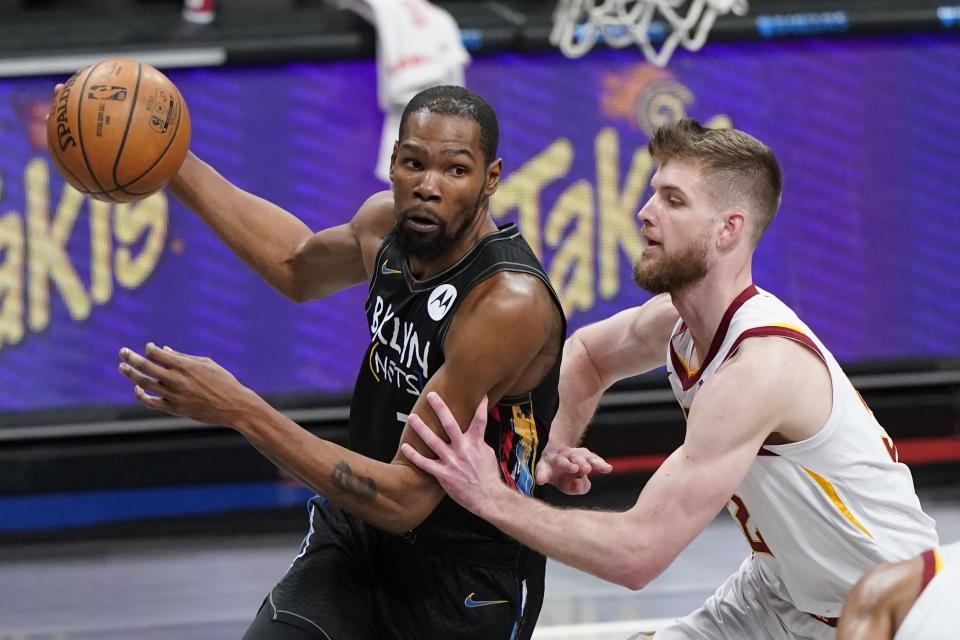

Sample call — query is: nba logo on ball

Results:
[87,85,128,102]
[428,285,457,321]
[46,59,191,203]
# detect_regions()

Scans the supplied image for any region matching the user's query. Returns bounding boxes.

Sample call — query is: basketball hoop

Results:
[551,0,749,67]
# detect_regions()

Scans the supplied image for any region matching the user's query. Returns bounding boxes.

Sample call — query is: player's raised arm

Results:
[170,153,394,301]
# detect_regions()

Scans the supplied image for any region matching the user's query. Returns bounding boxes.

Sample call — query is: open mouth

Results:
[405,215,439,232]
[402,206,441,232]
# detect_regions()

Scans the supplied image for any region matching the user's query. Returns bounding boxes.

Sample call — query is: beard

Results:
[633,235,710,294]
[388,190,486,263]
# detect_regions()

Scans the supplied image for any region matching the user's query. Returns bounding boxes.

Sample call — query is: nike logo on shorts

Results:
[464,592,509,608]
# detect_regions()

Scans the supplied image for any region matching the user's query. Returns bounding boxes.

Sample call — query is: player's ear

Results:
[717,210,747,250]
[484,158,502,196]
[389,141,398,182]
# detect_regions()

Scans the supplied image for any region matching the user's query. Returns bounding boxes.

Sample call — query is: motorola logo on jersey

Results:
[427,284,457,321]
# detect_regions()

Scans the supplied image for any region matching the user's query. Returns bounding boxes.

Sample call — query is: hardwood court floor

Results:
[1,489,958,640]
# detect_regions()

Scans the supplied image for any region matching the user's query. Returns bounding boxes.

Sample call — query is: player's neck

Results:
[672,262,753,365]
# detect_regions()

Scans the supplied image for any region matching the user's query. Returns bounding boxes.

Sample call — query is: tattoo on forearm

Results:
[331,461,378,502]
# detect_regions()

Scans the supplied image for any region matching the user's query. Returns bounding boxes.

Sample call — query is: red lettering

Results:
[728,494,773,556]
[882,435,898,463]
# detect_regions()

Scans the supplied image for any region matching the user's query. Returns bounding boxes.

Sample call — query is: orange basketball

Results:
[46,59,191,203]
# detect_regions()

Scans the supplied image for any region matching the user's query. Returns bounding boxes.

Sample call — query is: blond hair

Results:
[649,119,782,245]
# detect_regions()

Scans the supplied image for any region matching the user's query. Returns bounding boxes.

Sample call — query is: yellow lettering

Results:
[26,159,90,331]
[114,193,167,288]
[596,128,650,300]
[545,180,594,314]
[89,200,112,304]
[0,176,26,350]
[491,138,573,258]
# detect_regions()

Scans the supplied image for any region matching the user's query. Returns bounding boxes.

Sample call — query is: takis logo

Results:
[463,592,509,608]
[427,284,457,321]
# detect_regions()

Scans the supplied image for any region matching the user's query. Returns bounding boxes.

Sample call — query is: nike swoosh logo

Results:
[381,262,402,275]
[464,592,509,608]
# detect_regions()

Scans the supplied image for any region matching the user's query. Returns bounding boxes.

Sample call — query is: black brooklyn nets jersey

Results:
[351,223,565,542]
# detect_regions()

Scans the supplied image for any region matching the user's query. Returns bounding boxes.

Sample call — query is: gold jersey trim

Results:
[802,467,872,538]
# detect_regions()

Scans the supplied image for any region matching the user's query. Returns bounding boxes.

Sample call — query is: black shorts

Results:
[244,498,545,640]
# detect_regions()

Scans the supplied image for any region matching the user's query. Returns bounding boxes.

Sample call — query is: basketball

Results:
[46,59,191,203]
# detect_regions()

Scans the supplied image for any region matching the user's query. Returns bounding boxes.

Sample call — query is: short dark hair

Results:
[398,85,499,165]
[649,119,783,245]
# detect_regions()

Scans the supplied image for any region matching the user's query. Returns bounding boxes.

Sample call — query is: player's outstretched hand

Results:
[117,342,256,426]
[401,392,509,517]
[535,446,613,495]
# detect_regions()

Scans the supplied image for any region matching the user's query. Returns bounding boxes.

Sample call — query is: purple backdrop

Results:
[2,34,959,414]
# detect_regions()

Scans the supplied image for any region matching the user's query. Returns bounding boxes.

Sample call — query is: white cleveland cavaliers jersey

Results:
[666,285,938,619]
[895,542,960,639]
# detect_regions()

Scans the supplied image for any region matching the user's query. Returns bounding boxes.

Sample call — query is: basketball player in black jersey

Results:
[116,86,565,639]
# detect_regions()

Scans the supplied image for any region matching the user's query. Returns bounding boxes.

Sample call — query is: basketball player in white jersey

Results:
[837,541,960,639]
[400,119,939,639]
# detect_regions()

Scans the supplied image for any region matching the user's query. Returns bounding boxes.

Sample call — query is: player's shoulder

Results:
[705,337,811,407]
[351,190,396,238]
[724,328,821,377]
[628,293,677,334]
[454,270,561,342]
[359,189,394,212]
[471,269,554,310]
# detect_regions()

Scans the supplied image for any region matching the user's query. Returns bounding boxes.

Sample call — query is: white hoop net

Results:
[551,0,749,67]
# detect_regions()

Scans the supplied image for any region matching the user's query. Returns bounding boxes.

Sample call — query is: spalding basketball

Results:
[47,59,191,203]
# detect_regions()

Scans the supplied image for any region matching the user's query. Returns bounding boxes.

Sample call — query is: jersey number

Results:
[728,494,773,556]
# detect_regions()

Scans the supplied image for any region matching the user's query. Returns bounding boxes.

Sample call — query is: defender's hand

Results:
[400,393,509,517]
[535,446,612,495]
